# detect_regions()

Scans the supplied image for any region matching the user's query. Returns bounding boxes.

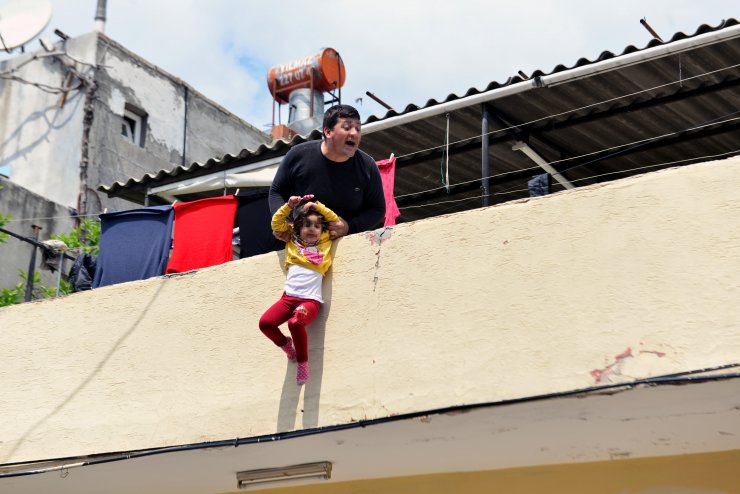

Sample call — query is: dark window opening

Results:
[121,104,147,147]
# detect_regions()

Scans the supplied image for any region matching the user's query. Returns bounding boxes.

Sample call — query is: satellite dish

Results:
[0,0,52,52]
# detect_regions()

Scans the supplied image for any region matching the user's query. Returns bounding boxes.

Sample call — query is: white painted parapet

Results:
[1,157,740,464]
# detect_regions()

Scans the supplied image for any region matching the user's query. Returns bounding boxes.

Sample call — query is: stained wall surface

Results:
[1,157,739,465]
[91,35,271,211]
[0,33,95,207]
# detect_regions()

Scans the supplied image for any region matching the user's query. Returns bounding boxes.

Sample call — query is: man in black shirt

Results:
[269,105,385,240]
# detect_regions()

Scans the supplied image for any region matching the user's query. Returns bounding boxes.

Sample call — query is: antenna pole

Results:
[365,91,395,111]
[639,17,663,42]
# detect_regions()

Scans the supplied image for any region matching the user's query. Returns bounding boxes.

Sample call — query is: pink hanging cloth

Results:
[376,154,400,226]
[165,195,238,274]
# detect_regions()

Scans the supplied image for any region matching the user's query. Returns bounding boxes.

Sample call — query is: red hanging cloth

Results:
[376,154,400,227]
[165,195,238,274]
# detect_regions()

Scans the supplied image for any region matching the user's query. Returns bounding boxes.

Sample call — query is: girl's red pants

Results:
[259,292,321,362]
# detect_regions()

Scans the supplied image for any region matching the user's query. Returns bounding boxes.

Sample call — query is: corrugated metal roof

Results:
[102,18,740,223]
[100,132,319,199]
[364,19,740,124]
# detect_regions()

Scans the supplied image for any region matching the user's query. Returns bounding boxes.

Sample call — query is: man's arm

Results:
[327,218,349,239]
[268,152,294,216]
[303,200,345,239]
[269,149,298,241]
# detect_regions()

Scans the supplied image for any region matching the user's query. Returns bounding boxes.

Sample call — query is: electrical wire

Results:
[391,65,740,212]
[0,50,93,94]
[6,213,101,223]
[488,108,740,199]
[0,74,82,94]
[559,109,740,174]
[549,114,740,169]
[399,147,740,212]
[400,194,486,211]
[563,148,740,184]
[397,102,740,205]
[395,163,542,201]
[394,61,740,161]
[395,63,740,203]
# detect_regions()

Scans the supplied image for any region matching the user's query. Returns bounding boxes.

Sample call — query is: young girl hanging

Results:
[258,195,339,385]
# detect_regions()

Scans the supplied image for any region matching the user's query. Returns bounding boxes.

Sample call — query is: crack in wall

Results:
[365,227,393,291]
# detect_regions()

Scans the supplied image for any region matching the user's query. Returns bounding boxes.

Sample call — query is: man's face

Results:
[324,117,361,160]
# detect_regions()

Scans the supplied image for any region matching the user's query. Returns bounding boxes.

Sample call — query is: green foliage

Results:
[0,218,98,306]
[0,285,22,306]
[51,217,100,255]
[0,213,9,244]
[0,270,65,307]
[0,185,9,244]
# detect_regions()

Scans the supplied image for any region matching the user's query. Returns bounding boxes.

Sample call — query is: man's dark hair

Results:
[323,104,361,133]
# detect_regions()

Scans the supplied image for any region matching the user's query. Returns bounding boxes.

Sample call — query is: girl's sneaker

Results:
[297,361,310,385]
[280,337,296,361]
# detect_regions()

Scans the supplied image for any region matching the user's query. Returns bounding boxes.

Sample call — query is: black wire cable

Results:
[2,363,738,478]
[390,62,740,208]
[398,147,740,213]
[479,109,740,200]
[558,110,740,175]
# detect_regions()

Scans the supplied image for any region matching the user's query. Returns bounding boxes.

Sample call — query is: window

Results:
[121,104,147,147]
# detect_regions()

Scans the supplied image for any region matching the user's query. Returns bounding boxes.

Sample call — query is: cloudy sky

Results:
[2,0,737,132]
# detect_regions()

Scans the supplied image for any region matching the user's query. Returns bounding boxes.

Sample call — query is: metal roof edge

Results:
[99,130,323,196]
[100,17,739,197]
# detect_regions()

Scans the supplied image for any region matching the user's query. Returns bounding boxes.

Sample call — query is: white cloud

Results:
[2,0,737,127]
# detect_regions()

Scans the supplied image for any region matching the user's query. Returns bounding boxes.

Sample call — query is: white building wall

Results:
[0,32,271,213]
[1,33,98,207]
[102,50,186,151]
[89,35,271,211]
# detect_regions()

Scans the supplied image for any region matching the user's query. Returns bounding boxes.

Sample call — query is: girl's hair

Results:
[293,208,328,233]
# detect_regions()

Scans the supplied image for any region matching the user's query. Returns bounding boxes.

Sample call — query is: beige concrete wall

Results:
[1,157,740,464]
